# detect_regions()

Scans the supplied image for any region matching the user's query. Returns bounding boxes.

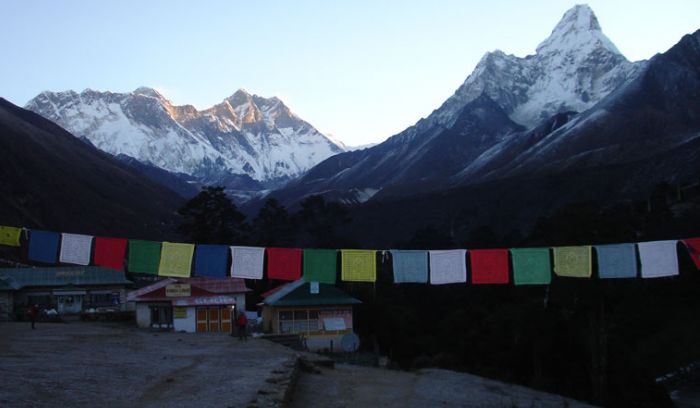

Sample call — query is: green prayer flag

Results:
[159,242,195,277]
[303,249,337,284]
[553,246,592,278]
[0,226,22,247]
[510,248,552,285]
[127,240,162,275]
[341,250,376,282]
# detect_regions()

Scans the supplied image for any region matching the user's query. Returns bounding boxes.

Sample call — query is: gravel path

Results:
[0,322,296,408]
[290,364,596,408]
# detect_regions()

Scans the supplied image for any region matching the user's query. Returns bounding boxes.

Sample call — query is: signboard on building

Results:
[310,281,319,294]
[171,295,237,306]
[173,307,187,319]
[322,317,347,331]
[166,284,191,297]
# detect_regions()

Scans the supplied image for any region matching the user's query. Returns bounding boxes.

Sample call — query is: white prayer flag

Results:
[59,233,93,265]
[230,246,265,279]
[429,249,467,285]
[638,240,679,278]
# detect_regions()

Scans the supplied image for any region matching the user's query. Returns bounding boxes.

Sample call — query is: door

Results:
[208,307,220,332]
[196,307,208,332]
[221,307,232,334]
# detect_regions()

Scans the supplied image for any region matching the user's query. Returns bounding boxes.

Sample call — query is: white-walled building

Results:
[128,277,249,333]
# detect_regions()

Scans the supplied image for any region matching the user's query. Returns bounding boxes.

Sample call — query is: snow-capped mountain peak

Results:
[421,4,639,131]
[25,87,345,189]
[536,4,620,56]
[133,86,166,100]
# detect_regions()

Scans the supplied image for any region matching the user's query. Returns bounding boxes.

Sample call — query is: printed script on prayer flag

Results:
[267,247,302,281]
[28,230,60,264]
[194,244,229,278]
[429,250,467,285]
[390,250,428,283]
[341,250,377,282]
[158,242,195,277]
[303,249,337,284]
[638,240,679,278]
[510,248,552,285]
[595,243,637,279]
[59,233,93,266]
[94,237,128,271]
[127,240,161,275]
[0,226,22,247]
[553,246,592,278]
[230,246,265,279]
[469,249,510,285]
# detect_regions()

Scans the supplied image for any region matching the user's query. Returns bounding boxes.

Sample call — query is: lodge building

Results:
[0,266,132,320]
[128,277,249,333]
[261,280,361,352]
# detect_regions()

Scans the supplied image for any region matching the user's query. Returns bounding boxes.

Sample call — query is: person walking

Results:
[28,304,39,329]
[237,312,248,341]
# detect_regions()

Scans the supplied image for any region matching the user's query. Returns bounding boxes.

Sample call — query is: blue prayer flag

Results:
[390,250,429,283]
[595,243,637,279]
[28,230,60,264]
[193,244,229,278]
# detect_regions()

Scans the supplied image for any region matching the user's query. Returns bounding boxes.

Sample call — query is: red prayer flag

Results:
[94,237,128,271]
[267,247,302,281]
[470,249,510,284]
[682,238,700,269]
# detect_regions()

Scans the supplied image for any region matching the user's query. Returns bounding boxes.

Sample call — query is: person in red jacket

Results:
[237,312,248,341]
[28,304,39,329]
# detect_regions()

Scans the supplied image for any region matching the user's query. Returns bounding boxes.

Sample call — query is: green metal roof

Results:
[0,266,132,290]
[264,280,361,307]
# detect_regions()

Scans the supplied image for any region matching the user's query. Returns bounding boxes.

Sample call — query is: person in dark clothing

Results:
[28,304,39,329]
[237,312,248,341]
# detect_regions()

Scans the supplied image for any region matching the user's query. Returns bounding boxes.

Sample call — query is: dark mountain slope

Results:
[0,98,184,239]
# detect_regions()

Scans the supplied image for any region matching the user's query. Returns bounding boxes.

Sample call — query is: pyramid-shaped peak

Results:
[536,4,621,55]
[226,89,254,106]
[133,87,165,99]
[557,4,601,32]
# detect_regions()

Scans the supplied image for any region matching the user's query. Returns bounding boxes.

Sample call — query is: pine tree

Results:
[177,186,249,244]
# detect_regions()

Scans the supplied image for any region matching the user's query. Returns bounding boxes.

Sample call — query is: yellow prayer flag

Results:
[158,242,195,277]
[341,249,377,282]
[553,246,592,278]
[0,226,22,247]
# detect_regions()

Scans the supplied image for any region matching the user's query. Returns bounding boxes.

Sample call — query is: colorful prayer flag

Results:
[595,243,637,279]
[28,230,60,264]
[59,233,93,265]
[194,244,229,278]
[510,248,552,285]
[638,240,679,278]
[469,249,510,284]
[303,249,337,284]
[341,250,377,282]
[94,237,128,271]
[267,247,302,281]
[429,250,467,285]
[390,250,428,283]
[127,240,161,275]
[0,226,22,247]
[230,246,265,279]
[553,246,592,278]
[681,238,700,270]
[158,242,194,277]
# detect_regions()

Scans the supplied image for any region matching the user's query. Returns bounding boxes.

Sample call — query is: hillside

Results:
[0,98,184,239]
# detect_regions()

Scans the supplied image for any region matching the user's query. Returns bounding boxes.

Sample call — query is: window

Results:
[278,309,319,334]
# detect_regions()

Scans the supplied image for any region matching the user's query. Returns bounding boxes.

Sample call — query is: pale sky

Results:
[1,0,698,146]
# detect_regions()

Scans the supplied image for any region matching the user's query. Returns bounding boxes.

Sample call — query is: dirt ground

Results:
[0,321,296,408]
[290,364,596,408]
